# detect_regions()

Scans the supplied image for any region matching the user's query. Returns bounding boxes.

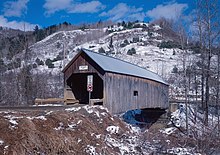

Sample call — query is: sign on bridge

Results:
[87,75,93,92]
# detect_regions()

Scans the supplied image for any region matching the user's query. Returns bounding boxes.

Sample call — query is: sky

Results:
[0,0,195,31]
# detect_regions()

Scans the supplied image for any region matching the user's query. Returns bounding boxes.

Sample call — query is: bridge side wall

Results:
[104,72,169,114]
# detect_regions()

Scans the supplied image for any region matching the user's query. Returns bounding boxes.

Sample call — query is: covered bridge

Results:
[63,48,169,114]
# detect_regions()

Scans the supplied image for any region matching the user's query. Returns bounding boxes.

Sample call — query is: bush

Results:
[35,58,44,66]
[52,52,63,62]
[124,39,129,45]
[56,42,61,49]
[172,66,178,73]
[45,59,54,68]
[158,41,181,49]
[133,37,139,43]
[98,47,105,53]
[0,58,6,72]
[32,63,37,68]
[127,48,136,55]
[120,39,129,47]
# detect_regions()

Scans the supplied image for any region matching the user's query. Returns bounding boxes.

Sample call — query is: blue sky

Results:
[0,0,194,31]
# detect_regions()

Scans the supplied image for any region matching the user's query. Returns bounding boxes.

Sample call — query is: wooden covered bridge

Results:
[62,48,169,114]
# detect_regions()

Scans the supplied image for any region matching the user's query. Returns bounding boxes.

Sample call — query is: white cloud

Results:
[100,3,145,22]
[68,1,106,13]
[3,0,29,17]
[43,0,72,16]
[44,0,105,16]
[146,2,188,21]
[0,15,38,31]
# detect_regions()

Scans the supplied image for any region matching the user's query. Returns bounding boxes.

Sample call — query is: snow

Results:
[33,104,62,107]
[77,139,82,143]
[167,147,200,155]
[67,123,77,129]
[0,140,4,145]
[77,120,82,125]
[65,106,81,112]
[100,112,108,116]
[82,48,167,85]
[27,116,47,120]
[83,105,94,114]
[82,106,102,118]
[106,126,119,134]
[85,145,97,155]
[96,134,101,139]
[160,127,176,135]
[67,120,81,130]
[46,111,53,115]
[97,106,108,111]
[54,122,64,130]
[129,125,141,134]
[4,115,22,128]
[153,25,161,31]
[9,119,18,126]
[105,135,138,154]
[119,145,130,155]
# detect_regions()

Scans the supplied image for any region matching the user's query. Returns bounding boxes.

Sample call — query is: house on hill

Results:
[62,48,169,114]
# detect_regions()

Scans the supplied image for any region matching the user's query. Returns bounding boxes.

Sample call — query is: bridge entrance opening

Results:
[66,73,103,105]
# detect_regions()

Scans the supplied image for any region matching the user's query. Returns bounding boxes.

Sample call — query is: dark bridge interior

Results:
[67,73,103,104]
[122,108,166,128]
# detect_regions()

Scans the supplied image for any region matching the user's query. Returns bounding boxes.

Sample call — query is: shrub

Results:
[32,63,37,68]
[35,58,44,66]
[45,59,54,68]
[133,37,139,43]
[158,41,181,49]
[56,42,61,49]
[172,66,178,73]
[0,58,6,72]
[52,53,63,62]
[127,48,136,55]
[120,39,129,47]
[98,47,105,53]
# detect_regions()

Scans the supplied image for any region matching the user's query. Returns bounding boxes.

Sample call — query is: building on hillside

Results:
[62,48,169,114]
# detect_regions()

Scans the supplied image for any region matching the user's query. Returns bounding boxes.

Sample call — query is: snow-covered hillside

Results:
[23,23,194,79]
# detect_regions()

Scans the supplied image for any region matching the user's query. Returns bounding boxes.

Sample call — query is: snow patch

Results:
[33,104,62,107]
[167,147,199,155]
[46,111,53,115]
[160,127,176,135]
[0,140,4,145]
[67,123,77,130]
[85,145,97,155]
[119,145,130,155]
[27,116,47,120]
[100,112,107,116]
[106,126,119,134]
[65,107,81,112]
[77,120,82,125]
[54,122,64,130]
[9,119,18,126]
[96,134,101,139]
[83,105,94,114]
[4,115,21,128]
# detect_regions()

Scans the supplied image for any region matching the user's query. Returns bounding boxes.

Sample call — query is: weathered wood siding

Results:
[63,53,105,104]
[104,72,169,114]
[63,51,169,114]
[64,53,104,83]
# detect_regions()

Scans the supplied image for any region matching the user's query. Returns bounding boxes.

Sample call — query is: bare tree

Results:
[195,0,220,125]
[217,46,220,131]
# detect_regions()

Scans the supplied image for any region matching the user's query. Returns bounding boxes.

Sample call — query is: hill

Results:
[0,20,204,105]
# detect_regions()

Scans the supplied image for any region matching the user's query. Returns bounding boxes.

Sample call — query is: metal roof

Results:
[82,48,167,85]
